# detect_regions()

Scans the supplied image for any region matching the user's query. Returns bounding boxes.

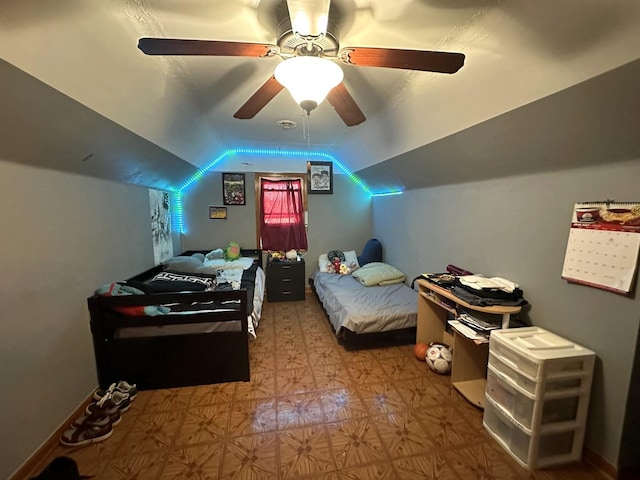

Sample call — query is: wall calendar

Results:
[561,202,640,295]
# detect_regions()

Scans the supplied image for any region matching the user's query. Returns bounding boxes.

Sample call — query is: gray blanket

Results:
[310,270,418,335]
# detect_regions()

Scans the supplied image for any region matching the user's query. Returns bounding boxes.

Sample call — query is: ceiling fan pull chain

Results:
[302,109,306,140]
[302,109,312,149]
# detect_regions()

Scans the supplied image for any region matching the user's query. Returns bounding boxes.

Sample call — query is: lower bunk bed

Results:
[309,240,418,348]
[87,249,264,390]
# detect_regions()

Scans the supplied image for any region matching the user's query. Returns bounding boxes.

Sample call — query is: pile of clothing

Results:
[452,274,528,307]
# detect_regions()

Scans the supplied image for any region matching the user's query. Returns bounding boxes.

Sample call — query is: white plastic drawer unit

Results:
[486,366,583,431]
[489,327,595,381]
[485,327,594,469]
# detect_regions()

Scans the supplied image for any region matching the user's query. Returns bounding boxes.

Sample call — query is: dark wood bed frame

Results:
[88,249,261,391]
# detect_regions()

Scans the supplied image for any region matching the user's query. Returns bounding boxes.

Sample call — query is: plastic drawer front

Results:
[488,352,587,396]
[483,398,583,469]
[486,366,582,431]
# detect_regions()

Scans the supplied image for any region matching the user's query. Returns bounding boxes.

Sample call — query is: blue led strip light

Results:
[173,192,183,234]
[174,148,401,233]
[371,191,403,197]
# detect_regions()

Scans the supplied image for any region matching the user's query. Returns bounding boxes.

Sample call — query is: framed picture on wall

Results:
[222,173,246,205]
[307,161,333,194]
[209,206,227,219]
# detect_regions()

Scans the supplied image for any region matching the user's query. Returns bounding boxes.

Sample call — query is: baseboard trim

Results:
[583,446,617,480]
[10,392,95,480]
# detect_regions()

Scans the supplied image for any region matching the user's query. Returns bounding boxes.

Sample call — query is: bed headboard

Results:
[181,249,263,269]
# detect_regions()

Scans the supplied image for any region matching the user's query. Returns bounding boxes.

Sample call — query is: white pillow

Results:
[205,248,224,260]
[164,255,204,273]
[343,250,360,271]
[318,254,329,272]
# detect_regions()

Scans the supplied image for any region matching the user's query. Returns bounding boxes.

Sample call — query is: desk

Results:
[415,279,522,408]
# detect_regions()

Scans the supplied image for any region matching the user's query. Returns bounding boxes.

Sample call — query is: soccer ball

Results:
[425,342,453,375]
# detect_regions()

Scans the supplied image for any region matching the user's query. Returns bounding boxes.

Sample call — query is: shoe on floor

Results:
[60,419,113,447]
[85,398,122,425]
[31,456,91,479]
[96,388,131,413]
[72,411,112,429]
[93,380,137,402]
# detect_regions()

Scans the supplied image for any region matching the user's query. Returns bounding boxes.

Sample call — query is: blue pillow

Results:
[357,238,382,266]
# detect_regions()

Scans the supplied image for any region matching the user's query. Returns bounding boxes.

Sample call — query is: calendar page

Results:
[561,202,640,295]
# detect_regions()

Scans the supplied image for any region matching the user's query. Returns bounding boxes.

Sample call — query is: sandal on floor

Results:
[60,420,113,447]
[93,380,137,401]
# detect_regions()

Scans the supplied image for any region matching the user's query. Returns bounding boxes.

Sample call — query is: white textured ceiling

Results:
[1,0,640,177]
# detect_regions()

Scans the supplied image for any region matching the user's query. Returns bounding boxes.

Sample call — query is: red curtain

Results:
[260,178,308,251]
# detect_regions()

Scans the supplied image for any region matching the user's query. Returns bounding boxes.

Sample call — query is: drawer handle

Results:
[282,279,292,283]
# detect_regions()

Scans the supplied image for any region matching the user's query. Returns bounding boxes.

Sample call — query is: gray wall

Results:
[0,160,157,479]
[372,157,640,467]
[180,171,258,252]
[180,171,373,279]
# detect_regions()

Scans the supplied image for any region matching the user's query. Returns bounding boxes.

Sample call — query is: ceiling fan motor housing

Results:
[276,18,340,57]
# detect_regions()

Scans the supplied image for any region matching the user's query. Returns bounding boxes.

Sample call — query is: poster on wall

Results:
[561,202,640,295]
[307,161,333,194]
[149,189,173,265]
[222,173,246,205]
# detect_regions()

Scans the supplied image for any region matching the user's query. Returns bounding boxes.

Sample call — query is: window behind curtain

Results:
[260,178,308,251]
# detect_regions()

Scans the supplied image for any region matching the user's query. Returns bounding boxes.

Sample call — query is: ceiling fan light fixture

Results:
[274,56,343,112]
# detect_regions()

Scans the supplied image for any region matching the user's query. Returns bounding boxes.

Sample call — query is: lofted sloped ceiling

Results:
[359,58,640,192]
[0,1,639,192]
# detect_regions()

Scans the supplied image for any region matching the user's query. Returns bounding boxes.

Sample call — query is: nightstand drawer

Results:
[266,259,305,302]
[268,263,304,280]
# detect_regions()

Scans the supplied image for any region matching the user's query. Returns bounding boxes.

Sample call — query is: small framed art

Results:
[222,173,246,205]
[209,206,227,220]
[307,161,333,194]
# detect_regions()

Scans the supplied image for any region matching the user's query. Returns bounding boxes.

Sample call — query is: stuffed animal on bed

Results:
[325,259,352,275]
[224,241,241,261]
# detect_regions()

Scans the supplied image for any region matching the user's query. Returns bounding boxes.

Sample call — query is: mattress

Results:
[310,269,418,336]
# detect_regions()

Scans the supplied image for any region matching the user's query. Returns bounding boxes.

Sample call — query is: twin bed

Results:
[309,239,419,343]
[88,249,264,390]
[88,240,418,390]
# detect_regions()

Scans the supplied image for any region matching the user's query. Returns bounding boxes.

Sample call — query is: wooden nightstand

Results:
[266,258,305,302]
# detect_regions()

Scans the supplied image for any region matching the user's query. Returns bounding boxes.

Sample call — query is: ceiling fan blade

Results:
[326,83,366,127]
[234,76,284,119]
[138,38,276,57]
[286,0,330,37]
[338,46,465,74]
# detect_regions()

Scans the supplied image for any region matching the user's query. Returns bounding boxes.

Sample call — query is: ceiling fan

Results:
[137,0,465,127]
